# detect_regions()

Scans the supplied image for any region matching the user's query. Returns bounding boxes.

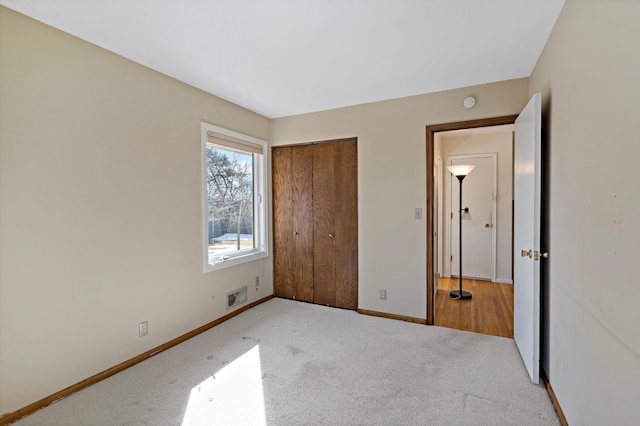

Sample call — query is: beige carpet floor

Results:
[13,298,559,425]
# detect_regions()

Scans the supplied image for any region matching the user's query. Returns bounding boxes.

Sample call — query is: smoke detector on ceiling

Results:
[463,96,476,109]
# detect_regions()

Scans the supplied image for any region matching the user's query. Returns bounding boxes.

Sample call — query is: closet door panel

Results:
[292,145,314,302]
[334,140,358,309]
[274,140,358,310]
[272,147,294,299]
[312,143,337,306]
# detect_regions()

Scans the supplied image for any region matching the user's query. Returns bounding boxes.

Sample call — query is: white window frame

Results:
[201,122,268,272]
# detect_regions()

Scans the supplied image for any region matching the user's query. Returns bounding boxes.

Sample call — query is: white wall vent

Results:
[226,286,247,309]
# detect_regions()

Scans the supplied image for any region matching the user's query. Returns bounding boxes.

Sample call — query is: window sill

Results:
[204,250,267,272]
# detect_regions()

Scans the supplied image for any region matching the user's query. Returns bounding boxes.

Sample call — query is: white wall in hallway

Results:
[439,130,514,284]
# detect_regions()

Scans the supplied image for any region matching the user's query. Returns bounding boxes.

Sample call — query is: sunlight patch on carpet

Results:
[182,345,266,425]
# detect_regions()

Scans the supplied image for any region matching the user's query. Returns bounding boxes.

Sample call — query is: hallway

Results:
[435,277,514,338]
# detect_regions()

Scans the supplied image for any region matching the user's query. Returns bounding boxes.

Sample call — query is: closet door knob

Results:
[328,233,334,238]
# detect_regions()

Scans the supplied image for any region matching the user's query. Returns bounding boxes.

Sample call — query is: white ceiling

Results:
[0,0,565,118]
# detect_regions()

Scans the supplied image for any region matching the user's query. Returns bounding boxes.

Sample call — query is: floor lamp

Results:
[447,164,475,300]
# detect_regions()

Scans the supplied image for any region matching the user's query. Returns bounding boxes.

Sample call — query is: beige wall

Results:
[530,0,640,424]
[272,79,529,319]
[438,130,513,284]
[0,7,273,414]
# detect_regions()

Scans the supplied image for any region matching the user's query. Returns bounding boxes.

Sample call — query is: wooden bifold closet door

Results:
[273,139,358,310]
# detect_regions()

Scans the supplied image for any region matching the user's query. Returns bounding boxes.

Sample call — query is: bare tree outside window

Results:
[206,145,254,257]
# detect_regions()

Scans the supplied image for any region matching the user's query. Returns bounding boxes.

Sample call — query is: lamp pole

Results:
[447,164,475,300]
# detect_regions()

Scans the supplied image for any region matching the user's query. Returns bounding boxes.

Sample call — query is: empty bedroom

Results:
[1,1,638,425]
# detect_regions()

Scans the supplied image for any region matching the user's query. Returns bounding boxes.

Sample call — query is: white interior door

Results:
[514,92,542,384]
[437,156,444,284]
[449,154,496,281]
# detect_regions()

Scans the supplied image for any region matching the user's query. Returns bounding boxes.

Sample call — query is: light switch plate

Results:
[415,208,423,220]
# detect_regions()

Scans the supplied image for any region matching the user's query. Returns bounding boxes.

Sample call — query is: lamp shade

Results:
[447,164,475,176]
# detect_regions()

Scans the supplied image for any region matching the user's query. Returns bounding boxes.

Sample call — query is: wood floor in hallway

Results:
[435,277,514,338]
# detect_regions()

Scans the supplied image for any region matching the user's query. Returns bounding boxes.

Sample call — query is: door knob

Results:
[485,223,491,228]
[521,249,532,258]
[534,251,550,260]
[328,233,334,238]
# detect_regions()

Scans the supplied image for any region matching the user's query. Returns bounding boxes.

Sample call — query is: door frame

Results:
[426,115,517,325]
[445,153,498,282]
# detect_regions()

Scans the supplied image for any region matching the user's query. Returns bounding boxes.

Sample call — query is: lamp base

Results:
[449,290,472,300]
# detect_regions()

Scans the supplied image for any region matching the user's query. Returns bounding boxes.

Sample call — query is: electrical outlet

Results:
[255,276,260,290]
[139,321,148,337]
[380,289,387,300]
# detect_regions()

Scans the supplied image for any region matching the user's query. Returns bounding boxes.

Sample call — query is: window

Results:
[202,123,267,271]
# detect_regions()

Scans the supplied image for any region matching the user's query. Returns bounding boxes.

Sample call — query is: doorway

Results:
[426,115,518,332]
